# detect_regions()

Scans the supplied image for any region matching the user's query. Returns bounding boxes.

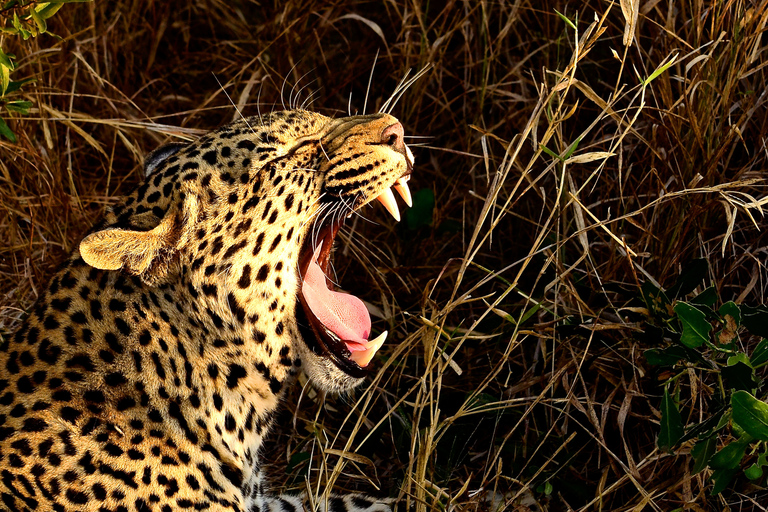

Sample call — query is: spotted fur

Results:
[0,110,412,512]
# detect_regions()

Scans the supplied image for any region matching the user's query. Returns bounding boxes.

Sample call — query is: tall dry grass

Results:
[2,0,768,510]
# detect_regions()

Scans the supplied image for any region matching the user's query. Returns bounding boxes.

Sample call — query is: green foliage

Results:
[674,301,710,348]
[643,260,768,495]
[732,391,768,441]
[0,0,90,141]
[658,386,684,451]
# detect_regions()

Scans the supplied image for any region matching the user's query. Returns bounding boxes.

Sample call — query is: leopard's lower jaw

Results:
[294,330,366,393]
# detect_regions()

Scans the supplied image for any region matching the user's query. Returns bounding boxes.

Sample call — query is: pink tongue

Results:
[301,249,371,346]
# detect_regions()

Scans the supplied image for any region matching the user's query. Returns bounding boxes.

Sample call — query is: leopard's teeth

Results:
[405,145,415,167]
[350,331,388,367]
[393,177,412,207]
[376,187,401,222]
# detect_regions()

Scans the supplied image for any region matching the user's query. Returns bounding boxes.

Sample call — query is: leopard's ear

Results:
[143,142,187,177]
[80,194,198,282]
[80,214,180,274]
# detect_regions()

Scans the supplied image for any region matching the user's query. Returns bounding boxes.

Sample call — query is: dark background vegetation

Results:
[2,0,768,510]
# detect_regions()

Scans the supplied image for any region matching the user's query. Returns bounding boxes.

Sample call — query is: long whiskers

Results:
[289,70,318,110]
[308,203,332,253]
[380,64,432,115]
[279,62,301,111]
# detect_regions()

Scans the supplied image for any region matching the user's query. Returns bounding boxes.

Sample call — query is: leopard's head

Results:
[78,109,413,394]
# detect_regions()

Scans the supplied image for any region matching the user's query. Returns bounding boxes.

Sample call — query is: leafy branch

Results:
[0,0,91,141]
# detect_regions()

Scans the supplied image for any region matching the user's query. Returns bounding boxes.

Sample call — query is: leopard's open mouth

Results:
[296,174,412,378]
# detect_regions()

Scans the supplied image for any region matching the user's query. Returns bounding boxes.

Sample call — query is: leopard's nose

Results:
[381,122,405,153]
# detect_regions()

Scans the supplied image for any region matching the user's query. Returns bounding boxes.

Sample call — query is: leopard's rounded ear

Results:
[79,219,179,275]
[79,192,198,283]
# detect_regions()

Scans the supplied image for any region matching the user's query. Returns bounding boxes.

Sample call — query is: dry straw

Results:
[2,0,768,510]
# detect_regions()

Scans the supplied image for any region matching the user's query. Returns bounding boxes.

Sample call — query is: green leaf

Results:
[710,468,739,495]
[680,407,727,443]
[658,386,684,451]
[641,280,671,319]
[674,302,711,348]
[3,77,34,96]
[709,437,750,470]
[745,463,763,480]
[539,143,561,162]
[644,345,689,366]
[722,361,757,392]
[759,445,768,467]
[563,136,582,160]
[727,353,752,368]
[12,13,32,40]
[29,7,47,34]
[5,100,31,114]
[554,8,577,30]
[732,390,768,441]
[643,52,678,87]
[0,63,9,97]
[691,436,717,474]
[751,339,768,368]
[741,305,768,338]
[691,286,717,307]
[285,451,310,473]
[0,48,14,70]
[36,3,65,20]
[0,116,16,142]
[719,301,741,326]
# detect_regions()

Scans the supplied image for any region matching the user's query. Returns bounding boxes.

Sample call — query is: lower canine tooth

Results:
[376,188,400,222]
[350,331,388,367]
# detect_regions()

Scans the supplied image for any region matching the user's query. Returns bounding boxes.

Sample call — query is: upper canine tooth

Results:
[394,178,413,207]
[405,145,415,166]
[376,188,400,222]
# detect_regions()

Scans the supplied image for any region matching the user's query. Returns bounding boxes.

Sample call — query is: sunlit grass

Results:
[2,1,768,510]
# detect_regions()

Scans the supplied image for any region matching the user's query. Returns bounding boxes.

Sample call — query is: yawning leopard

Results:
[0,109,413,511]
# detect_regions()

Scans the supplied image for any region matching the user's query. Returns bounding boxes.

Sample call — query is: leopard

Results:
[0,109,414,512]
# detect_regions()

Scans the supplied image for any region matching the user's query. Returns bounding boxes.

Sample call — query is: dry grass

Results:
[2,0,768,510]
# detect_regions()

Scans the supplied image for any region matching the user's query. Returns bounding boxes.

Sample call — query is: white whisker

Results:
[363,49,379,116]
[280,62,300,111]
[300,88,320,110]
[213,73,254,135]
[292,73,317,110]
[256,78,265,127]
